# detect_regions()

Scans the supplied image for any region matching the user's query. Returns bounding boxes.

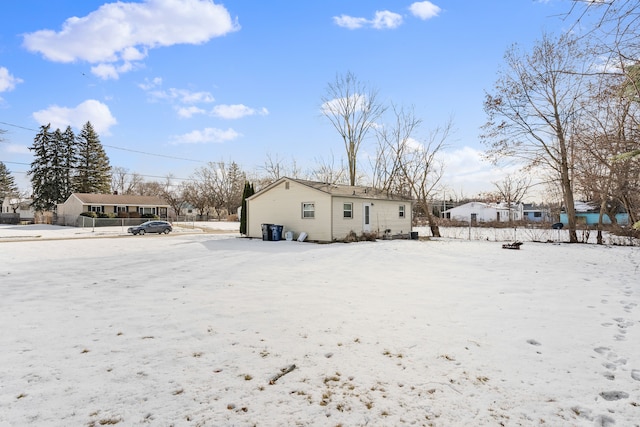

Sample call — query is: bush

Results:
[141,213,159,219]
[338,230,378,243]
[80,211,97,218]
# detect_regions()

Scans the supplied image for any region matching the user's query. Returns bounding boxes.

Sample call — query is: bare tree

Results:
[399,122,451,238]
[572,75,640,241]
[182,180,211,219]
[260,153,301,183]
[193,161,245,219]
[376,105,451,237]
[482,32,589,243]
[158,175,187,221]
[321,71,387,186]
[6,190,31,213]
[568,0,640,159]
[311,152,348,184]
[373,104,422,195]
[135,180,164,197]
[493,174,531,223]
[111,166,144,195]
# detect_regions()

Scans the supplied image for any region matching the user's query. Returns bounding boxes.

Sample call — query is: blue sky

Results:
[1,0,575,198]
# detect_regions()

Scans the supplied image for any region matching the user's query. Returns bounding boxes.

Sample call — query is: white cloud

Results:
[334,10,402,30]
[211,104,269,119]
[0,67,23,92]
[176,106,206,118]
[144,86,215,104]
[440,146,535,198]
[32,99,117,135]
[22,0,240,79]
[333,15,369,30]
[138,77,163,91]
[409,1,442,20]
[371,11,403,29]
[321,94,368,115]
[171,127,240,144]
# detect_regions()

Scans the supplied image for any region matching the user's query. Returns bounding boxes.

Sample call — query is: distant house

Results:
[246,177,414,242]
[559,201,629,226]
[57,193,170,226]
[1,196,35,224]
[442,201,523,223]
[522,203,551,223]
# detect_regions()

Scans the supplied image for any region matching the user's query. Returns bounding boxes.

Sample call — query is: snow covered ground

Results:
[1,223,639,426]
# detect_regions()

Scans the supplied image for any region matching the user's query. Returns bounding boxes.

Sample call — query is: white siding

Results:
[247,180,333,241]
[331,197,411,239]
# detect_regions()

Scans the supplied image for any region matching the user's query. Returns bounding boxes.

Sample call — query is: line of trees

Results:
[27,122,111,211]
[481,1,640,242]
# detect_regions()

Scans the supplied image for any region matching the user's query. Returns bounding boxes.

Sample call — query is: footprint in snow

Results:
[631,370,640,381]
[599,391,628,401]
[526,339,541,346]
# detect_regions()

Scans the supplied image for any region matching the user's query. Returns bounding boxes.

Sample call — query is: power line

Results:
[101,144,205,163]
[0,120,206,163]
[0,160,196,182]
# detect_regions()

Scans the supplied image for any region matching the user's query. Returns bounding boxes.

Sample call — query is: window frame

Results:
[343,202,353,219]
[302,202,315,219]
[399,204,405,218]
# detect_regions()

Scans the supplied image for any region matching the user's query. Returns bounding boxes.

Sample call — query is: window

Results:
[399,205,405,218]
[89,205,104,213]
[302,202,315,219]
[343,203,353,219]
[114,206,127,213]
[139,207,157,215]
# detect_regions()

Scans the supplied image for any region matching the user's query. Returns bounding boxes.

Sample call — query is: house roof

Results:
[251,177,414,202]
[443,201,521,213]
[69,193,169,206]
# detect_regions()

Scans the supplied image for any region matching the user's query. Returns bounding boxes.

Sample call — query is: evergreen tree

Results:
[75,122,111,193]
[28,124,59,211]
[240,181,253,235]
[0,161,19,211]
[61,126,77,198]
[50,128,66,199]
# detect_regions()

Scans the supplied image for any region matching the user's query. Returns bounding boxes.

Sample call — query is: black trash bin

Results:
[261,224,273,241]
[271,225,284,241]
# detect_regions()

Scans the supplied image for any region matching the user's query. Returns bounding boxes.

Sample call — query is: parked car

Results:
[128,220,173,235]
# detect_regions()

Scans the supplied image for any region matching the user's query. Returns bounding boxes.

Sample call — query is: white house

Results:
[246,177,414,242]
[1,196,35,223]
[442,201,524,223]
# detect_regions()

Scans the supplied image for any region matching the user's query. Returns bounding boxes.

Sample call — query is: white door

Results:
[363,203,371,232]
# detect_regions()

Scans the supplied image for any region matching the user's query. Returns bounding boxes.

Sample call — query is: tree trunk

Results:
[559,138,578,243]
[597,199,607,245]
[424,202,441,237]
